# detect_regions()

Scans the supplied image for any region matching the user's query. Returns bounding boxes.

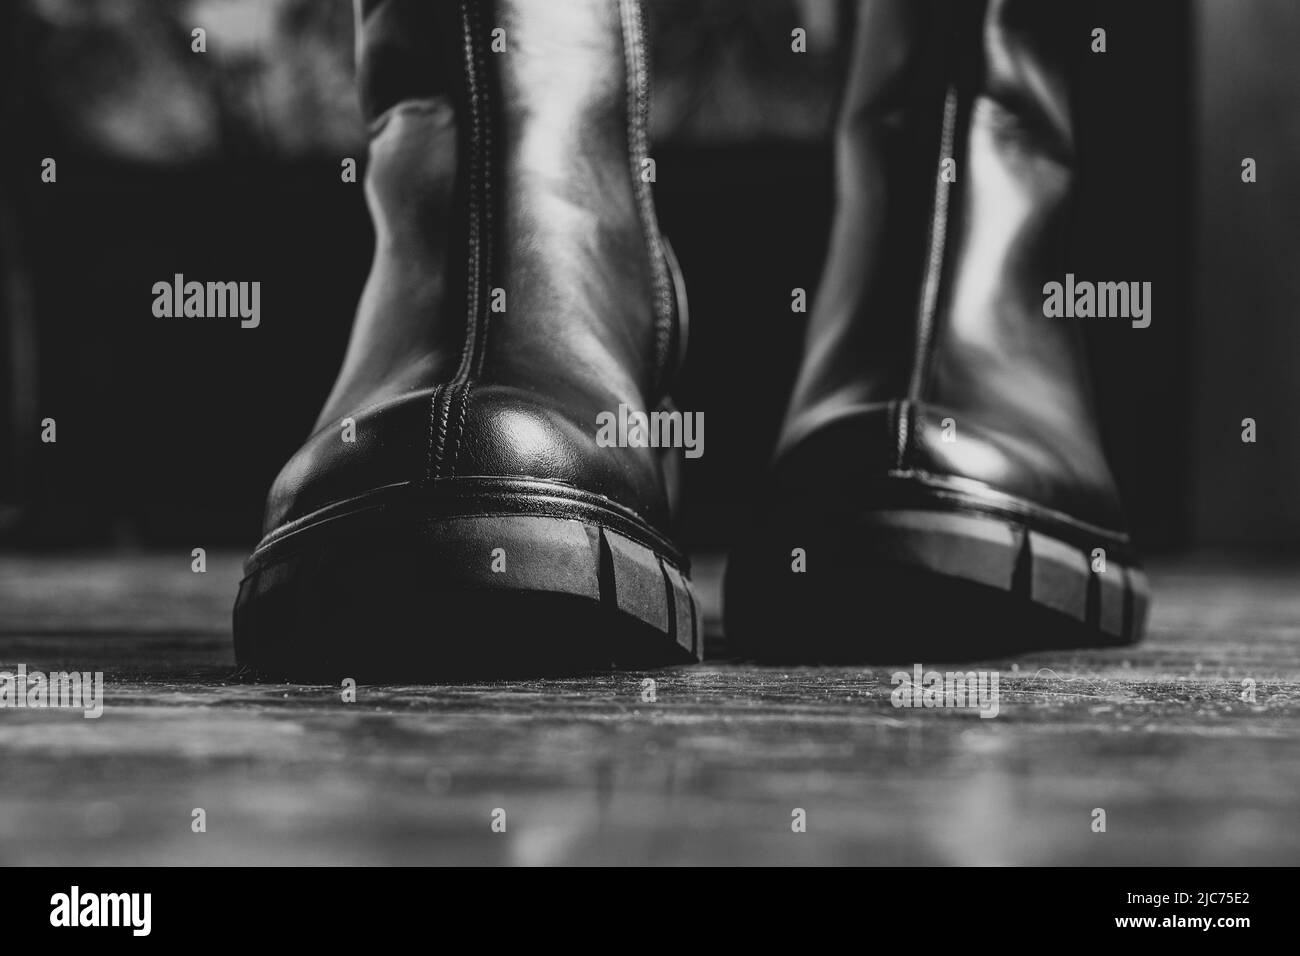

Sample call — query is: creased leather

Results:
[261,0,682,542]
[776,0,1126,533]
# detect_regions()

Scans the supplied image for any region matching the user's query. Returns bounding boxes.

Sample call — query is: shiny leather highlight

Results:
[256,0,684,552]
[777,0,1128,537]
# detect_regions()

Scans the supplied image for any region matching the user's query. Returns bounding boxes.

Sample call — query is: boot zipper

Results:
[454,0,493,383]
[907,83,960,402]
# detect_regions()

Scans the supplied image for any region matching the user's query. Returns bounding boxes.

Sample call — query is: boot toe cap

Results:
[259,386,675,545]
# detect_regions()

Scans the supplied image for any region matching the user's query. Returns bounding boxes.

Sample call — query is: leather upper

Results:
[262,0,682,542]
[777,0,1126,533]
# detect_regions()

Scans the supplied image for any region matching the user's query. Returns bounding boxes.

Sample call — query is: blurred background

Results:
[0,0,1285,558]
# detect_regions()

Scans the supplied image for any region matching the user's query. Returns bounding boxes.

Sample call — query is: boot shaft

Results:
[323,0,676,431]
[264,0,685,543]
[786,0,1096,452]
[776,0,1123,534]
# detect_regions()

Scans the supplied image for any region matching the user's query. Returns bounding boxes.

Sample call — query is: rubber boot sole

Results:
[234,480,701,681]
[724,502,1149,663]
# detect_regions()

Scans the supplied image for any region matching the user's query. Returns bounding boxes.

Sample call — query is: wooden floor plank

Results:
[0,551,1296,865]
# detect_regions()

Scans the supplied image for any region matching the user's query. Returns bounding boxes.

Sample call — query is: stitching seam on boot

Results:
[619,0,674,399]
[907,83,960,408]
[431,0,494,480]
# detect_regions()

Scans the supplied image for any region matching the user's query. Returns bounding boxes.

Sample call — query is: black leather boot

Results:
[234,0,700,679]
[725,0,1149,661]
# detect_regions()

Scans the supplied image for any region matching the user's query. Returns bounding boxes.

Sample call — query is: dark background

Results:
[0,0,1256,556]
